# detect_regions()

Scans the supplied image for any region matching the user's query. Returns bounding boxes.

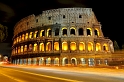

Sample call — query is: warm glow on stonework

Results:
[95,28,99,36]
[88,42,93,51]
[96,43,101,51]
[25,33,28,40]
[33,43,37,51]
[87,28,92,36]
[54,42,59,51]
[62,42,68,50]
[40,30,44,37]
[103,43,108,51]
[34,31,38,38]
[46,42,51,51]
[70,42,76,50]
[40,43,44,51]
[47,29,51,37]
[79,42,85,51]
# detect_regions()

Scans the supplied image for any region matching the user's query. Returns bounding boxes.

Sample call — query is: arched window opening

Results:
[19,36,21,42]
[62,42,68,50]
[96,43,101,51]
[78,28,84,35]
[87,28,92,36]
[21,46,23,53]
[31,32,34,38]
[33,43,38,51]
[16,47,17,53]
[70,27,75,35]
[70,42,76,50]
[39,43,44,51]
[28,44,33,51]
[62,28,67,36]
[29,32,32,38]
[47,29,51,37]
[55,28,59,36]
[40,30,45,37]
[88,42,93,51]
[22,34,25,41]
[46,42,51,51]
[94,30,98,36]
[54,42,59,51]
[103,43,108,51]
[24,45,27,52]
[34,31,38,38]
[79,42,85,51]
[18,46,20,53]
[17,37,19,42]
[25,33,28,40]
[70,29,75,35]
[94,28,99,36]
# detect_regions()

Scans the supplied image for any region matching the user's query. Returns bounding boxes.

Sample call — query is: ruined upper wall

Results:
[14,8,99,36]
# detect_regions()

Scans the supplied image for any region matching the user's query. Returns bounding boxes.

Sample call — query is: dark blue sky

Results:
[0,0,124,48]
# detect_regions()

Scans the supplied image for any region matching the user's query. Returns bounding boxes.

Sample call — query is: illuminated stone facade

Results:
[11,8,114,66]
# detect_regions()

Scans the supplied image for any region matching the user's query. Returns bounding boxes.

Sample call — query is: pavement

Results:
[1,64,124,79]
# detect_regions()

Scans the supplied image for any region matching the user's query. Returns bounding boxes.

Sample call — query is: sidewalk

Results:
[2,64,124,79]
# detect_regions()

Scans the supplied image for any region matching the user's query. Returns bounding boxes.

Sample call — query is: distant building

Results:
[11,7,123,66]
[0,43,11,61]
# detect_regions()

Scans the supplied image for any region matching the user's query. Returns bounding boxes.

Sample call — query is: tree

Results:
[0,24,8,42]
[113,40,120,50]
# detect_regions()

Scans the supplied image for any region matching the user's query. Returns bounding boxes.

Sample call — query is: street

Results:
[0,65,124,82]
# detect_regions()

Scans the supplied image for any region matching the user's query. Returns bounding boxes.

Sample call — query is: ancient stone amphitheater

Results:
[11,7,115,66]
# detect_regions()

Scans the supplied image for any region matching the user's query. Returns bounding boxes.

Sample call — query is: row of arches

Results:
[13,27,101,45]
[12,41,109,55]
[12,57,109,66]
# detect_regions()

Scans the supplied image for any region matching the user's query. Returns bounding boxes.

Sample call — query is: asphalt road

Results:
[0,66,124,82]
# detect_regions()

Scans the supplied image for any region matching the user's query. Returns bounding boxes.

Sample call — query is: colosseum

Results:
[11,7,115,66]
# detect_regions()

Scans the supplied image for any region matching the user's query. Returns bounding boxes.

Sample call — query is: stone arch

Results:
[29,32,33,38]
[96,43,101,51]
[88,58,94,66]
[46,42,51,51]
[22,34,25,41]
[28,58,31,65]
[70,42,76,50]
[88,42,93,51]
[80,58,86,65]
[34,31,38,38]
[54,57,59,66]
[39,57,44,65]
[71,57,77,66]
[78,28,84,35]
[79,42,85,51]
[62,27,67,36]
[47,28,51,37]
[40,30,45,37]
[62,57,68,66]
[33,43,38,51]
[70,27,76,35]
[94,28,99,36]
[62,41,68,50]
[39,43,44,51]
[103,43,108,51]
[87,28,92,36]
[25,33,28,40]
[54,42,59,51]
[46,57,51,65]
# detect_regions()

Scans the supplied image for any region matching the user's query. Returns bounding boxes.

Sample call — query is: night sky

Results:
[0,0,124,48]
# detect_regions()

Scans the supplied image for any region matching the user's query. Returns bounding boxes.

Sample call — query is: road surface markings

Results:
[4,68,83,82]
[0,72,27,82]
